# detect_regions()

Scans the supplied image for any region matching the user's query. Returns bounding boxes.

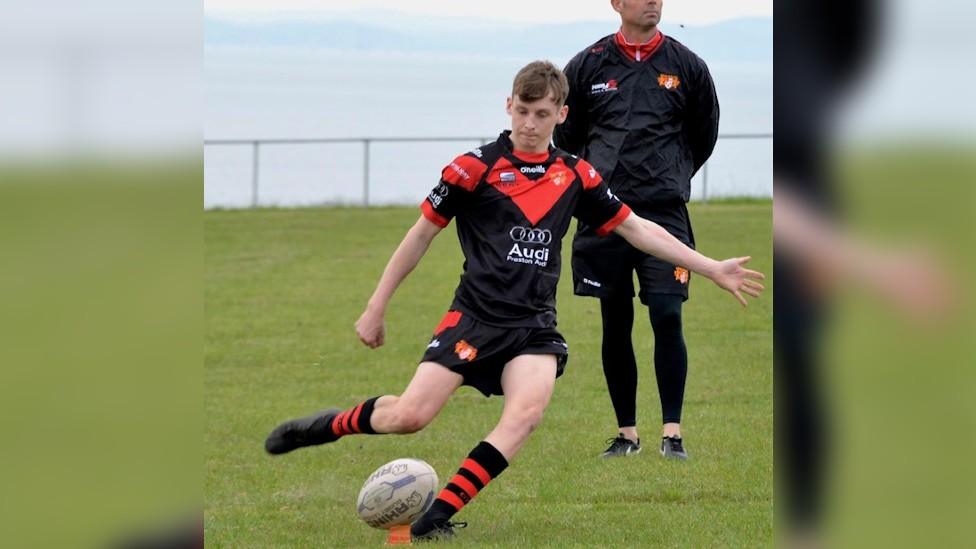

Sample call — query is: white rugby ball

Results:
[356,458,439,529]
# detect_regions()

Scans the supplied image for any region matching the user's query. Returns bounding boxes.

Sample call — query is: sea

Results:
[205,46,771,209]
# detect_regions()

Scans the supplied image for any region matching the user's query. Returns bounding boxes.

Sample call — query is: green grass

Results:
[205,202,772,548]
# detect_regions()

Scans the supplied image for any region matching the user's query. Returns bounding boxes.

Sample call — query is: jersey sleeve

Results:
[573,159,632,236]
[420,153,487,227]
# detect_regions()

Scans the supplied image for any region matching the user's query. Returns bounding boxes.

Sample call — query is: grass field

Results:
[205,202,772,548]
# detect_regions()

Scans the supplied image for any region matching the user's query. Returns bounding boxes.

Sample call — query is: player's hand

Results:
[711,256,766,306]
[355,308,386,348]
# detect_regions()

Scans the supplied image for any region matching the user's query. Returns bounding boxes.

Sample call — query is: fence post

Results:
[251,141,260,208]
[363,139,370,207]
[701,161,709,204]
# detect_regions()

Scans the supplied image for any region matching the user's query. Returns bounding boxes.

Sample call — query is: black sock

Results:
[328,396,380,438]
[411,441,508,536]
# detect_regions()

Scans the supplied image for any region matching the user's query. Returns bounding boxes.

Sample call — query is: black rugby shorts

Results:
[419,310,568,397]
[572,201,695,303]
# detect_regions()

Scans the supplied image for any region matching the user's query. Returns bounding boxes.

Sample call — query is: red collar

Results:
[614,30,664,62]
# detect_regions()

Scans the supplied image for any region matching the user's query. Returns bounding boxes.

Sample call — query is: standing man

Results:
[265,61,759,541]
[554,0,719,460]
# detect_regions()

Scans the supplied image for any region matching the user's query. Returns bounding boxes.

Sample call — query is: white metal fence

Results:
[204,134,771,209]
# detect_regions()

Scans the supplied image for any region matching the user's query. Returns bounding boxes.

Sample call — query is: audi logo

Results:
[510,227,553,245]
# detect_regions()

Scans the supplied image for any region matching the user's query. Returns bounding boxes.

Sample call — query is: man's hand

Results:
[355,307,385,348]
[614,214,766,306]
[353,215,443,349]
[711,256,766,306]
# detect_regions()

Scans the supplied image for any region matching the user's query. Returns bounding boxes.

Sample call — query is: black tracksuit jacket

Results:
[554,33,719,207]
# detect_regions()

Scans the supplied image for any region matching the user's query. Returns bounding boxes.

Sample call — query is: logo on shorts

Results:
[658,74,681,90]
[427,339,440,349]
[582,277,602,288]
[454,340,478,362]
[674,266,690,284]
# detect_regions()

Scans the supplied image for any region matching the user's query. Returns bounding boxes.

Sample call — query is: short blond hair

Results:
[512,60,569,106]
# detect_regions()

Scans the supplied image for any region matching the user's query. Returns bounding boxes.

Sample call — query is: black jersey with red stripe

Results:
[421,130,631,328]
[554,33,719,207]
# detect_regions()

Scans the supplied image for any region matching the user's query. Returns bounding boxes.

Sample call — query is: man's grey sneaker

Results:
[264,408,341,455]
[411,519,467,542]
[660,436,689,460]
[600,434,642,458]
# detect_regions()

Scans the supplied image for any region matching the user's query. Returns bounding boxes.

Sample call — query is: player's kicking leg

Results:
[264,362,462,455]
[410,354,557,540]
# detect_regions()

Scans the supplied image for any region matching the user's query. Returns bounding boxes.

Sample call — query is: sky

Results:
[205,0,773,25]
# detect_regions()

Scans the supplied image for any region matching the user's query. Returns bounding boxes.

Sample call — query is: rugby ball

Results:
[356,458,439,529]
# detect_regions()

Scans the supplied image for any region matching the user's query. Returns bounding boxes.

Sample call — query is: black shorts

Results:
[572,201,695,303]
[419,310,569,397]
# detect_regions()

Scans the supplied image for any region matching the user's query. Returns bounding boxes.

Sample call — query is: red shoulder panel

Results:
[441,154,487,192]
[576,159,604,190]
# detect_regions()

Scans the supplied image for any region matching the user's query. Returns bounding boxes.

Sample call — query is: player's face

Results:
[505,94,568,153]
[612,0,662,28]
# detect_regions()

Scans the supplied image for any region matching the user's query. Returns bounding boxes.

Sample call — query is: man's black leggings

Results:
[599,293,687,427]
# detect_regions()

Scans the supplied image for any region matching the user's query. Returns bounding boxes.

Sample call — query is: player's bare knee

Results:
[509,404,545,435]
[390,405,430,433]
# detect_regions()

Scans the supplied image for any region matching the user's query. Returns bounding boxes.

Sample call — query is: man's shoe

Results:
[264,408,341,455]
[599,434,642,458]
[410,518,467,542]
[660,436,689,460]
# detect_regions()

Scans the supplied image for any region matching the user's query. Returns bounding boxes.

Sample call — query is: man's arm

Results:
[774,186,948,315]
[355,215,443,348]
[685,59,720,175]
[613,212,764,306]
[553,56,588,155]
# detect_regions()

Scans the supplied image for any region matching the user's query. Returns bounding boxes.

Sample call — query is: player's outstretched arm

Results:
[613,212,765,306]
[355,216,443,348]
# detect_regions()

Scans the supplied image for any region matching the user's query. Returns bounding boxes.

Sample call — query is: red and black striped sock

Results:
[329,396,380,438]
[424,441,509,524]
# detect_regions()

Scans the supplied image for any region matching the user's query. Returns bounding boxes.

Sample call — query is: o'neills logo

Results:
[590,79,618,94]
[520,165,546,174]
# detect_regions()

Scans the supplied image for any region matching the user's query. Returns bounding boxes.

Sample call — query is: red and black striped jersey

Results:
[421,130,631,328]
